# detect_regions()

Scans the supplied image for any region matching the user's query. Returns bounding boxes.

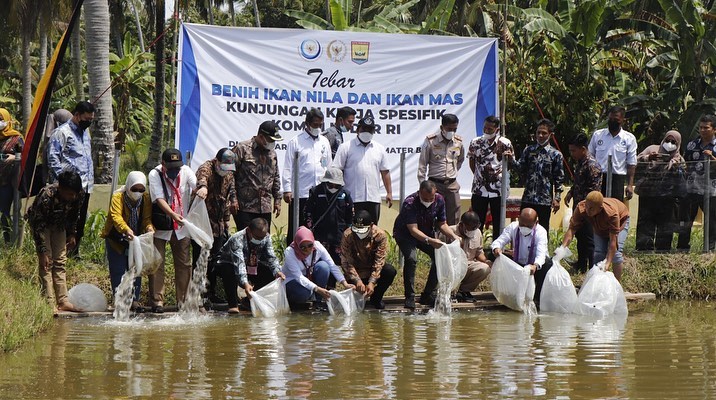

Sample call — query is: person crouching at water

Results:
[26,169,85,313]
[215,217,285,313]
[101,171,155,312]
[491,208,550,305]
[283,226,353,309]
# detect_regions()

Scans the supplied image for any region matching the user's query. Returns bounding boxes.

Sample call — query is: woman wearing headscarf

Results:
[635,130,686,251]
[101,171,155,311]
[282,226,353,308]
[0,108,24,243]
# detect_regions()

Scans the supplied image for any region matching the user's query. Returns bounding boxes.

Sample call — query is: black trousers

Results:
[471,194,503,239]
[636,196,677,251]
[532,258,553,305]
[68,193,90,257]
[354,202,381,225]
[677,194,716,251]
[191,233,228,298]
[359,263,397,303]
[395,236,438,300]
[216,261,276,308]
[233,211,272,232]
[286,198,308,244]
[573,202,594,273]
[520,202,551,233]
[601,173,626,201]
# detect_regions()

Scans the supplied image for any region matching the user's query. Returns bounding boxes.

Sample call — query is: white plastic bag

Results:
[540,246,580,314]
[183,198,214,248]
[435,240,469,292]
[327,288,366,316]
[68,283,108,312]
[128,232,162,276]
[490,255,535,313]
[250,278,291,317]
[577,262,628,317]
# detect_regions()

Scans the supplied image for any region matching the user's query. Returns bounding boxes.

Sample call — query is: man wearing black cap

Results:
[340,210,397,309]
[147,148,199,313]
[193,148,238,306]
[232,121,283,230]
[332,116,392,225]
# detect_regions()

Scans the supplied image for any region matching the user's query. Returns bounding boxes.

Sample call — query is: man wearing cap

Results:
[341,210,397,309]
[332,116,392,225]
[418,113,465,226]
[192,148,239,306]
[232,120,283,231]
[323,106,356,158]
[147,148,200,313]
[304,167,354,265]
[283,108,332,243]
[561,191,630,281]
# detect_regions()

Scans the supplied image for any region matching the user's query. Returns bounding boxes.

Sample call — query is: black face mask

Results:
[78,120,92,131]
[607,120,621,133]
[166,168,180,180]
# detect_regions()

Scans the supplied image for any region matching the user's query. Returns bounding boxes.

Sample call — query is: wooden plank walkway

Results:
[55,291,656,318]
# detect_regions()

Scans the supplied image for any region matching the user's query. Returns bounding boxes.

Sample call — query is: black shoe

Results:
[404,297,416,309]
[456,291,476,303]
[151,306,164,314]
[314,301,328,312]
[239,298,251,311]
[419,294,436,308]
[370,298,385,310]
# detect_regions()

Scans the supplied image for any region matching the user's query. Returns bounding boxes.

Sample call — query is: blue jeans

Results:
[594,217,630,265]
[285,261,330,304]
[106,239,141,302]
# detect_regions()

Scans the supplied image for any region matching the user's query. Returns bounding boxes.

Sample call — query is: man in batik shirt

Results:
[514,118,565,232]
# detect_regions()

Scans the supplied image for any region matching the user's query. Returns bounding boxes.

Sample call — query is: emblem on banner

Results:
[299,39,322,61]
[326,40,347,62]
[351,41,370,64]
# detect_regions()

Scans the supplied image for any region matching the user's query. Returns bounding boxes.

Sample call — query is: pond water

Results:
[1,301,715,399]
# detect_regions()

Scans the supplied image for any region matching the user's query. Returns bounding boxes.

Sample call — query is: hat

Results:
[357,117,375,133]
[259,121,283,141]
[216,148,237,171]
[162,148,184,169]
[351,210,372,234]
[321,167,344,186]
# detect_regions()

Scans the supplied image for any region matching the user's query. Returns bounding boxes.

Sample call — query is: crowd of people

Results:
[3,100,716,313]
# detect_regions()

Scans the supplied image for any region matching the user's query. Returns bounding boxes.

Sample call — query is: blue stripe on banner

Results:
[475,41,498,136]
[178,27,201,164]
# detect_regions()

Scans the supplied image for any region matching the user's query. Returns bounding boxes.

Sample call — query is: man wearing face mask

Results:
[588,106,637,201]
[341,210,397,309]
[514,119,565,232]
[323,106,356,158]
[440,211,492,302]
[147,148,199,313]
[193,148,239,306]
[418,113,465,226]
[215,217,285,313]
[393,180,461,309]
[283,108,332,243]
[232,121,283,230]
[332,116,392,225]
[47,101,96,258]
[304,168,354,265]
[491,208,550,304]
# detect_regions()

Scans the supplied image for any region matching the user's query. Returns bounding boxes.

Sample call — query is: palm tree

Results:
[145,0,166,170]
[8,0,40,127]
[85,0,115,183]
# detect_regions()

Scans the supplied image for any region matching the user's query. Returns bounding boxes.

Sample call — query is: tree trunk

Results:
[206,0,214,25]
[128,0,146,52]
[252,0,261,27]
[145,0,165,170]
[85,0,115,184]
[228,0,236,26]
[22,32,33,129]
[39,29,47,78]
[71,13,84,102]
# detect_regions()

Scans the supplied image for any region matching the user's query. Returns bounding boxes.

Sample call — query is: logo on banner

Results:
[326,40,347,62]
[351,41,370,64]
[299,39,322,60]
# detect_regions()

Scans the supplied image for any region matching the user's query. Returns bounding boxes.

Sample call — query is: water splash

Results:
[180,246,210,315]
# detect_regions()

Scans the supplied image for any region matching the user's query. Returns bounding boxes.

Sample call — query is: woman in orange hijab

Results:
[0,108,23,243]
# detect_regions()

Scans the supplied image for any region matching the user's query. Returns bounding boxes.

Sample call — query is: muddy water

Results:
[1,301,715,398]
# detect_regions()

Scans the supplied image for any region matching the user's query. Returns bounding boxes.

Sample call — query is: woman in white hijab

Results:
[101,171,155,311]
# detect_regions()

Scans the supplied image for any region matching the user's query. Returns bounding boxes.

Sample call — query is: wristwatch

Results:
[424,237,430,244]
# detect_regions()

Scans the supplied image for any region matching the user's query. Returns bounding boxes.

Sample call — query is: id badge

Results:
[247,266,258,275]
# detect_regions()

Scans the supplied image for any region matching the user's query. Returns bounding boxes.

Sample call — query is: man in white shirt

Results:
[147,148,200,313]
[332,116,392,224]
[282,108,332,243]
[588,106,637,201]
[491,208,551,304]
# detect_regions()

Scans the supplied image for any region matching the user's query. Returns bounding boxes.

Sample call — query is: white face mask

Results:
[339,124,348,133]
[483,132,497,140]
[250,237,263,245]
[0,121,7,131]
[309,127,322,137]
[216,169,230,177]
[263,141,274,150]
[464,229,478,238]
[519,226,533,236]
[662,142,677,152]
[326,187,339,194]
[355,231,369,240]
[358,132,373,143]
[421,200,434,208]
[442,130,455,141]
[127,190,143,201]
[537,137,550,146]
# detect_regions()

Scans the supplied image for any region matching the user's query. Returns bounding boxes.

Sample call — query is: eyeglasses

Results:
[299,243,314,250]
[131,188,146,193]
[664,139,677,144]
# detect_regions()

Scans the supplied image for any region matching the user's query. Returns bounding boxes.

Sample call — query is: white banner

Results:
[176,24,499,197]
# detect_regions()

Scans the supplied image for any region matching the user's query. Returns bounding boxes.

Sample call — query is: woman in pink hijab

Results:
[283,226,353,308]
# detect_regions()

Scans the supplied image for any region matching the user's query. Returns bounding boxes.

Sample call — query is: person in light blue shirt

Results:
[47,101,95,257]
